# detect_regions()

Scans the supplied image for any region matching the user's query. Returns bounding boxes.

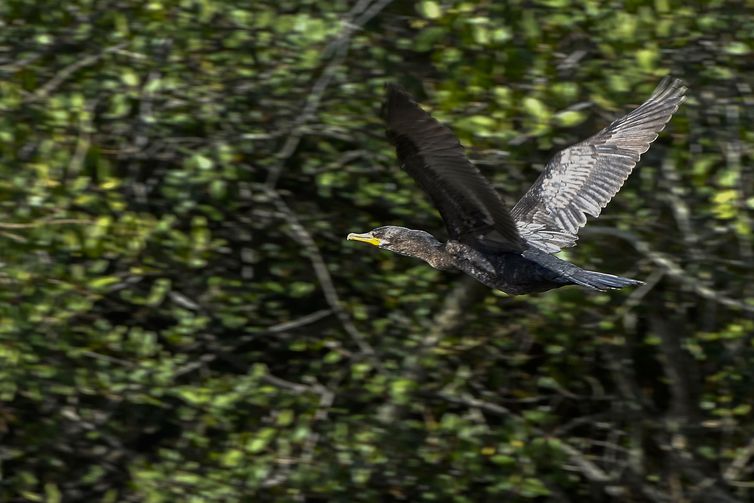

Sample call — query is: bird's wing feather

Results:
[511,78,686,253]
[383,84,522,252]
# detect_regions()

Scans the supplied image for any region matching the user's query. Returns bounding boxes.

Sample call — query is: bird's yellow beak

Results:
[347,232,382,247]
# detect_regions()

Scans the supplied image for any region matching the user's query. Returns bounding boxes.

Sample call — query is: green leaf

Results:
[121,70,140,87]
[636,47,658,71]
[523,97,550,120]
[419,1,441,19]
[555,110,585,127]
[724,42,750,55]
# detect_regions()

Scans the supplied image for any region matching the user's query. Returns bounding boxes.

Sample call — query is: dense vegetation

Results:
[1,0,753,501]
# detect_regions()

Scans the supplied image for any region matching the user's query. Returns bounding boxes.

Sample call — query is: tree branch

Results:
[264,187,377,361]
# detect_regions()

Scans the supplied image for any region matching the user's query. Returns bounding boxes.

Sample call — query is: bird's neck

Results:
[412,238,456,271]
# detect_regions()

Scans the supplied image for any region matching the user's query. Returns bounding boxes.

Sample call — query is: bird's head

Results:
[347,226,440,258]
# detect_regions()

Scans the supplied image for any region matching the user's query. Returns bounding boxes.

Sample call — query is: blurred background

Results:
[1,0,753,501]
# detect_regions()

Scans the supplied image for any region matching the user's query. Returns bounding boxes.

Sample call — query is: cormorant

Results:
[348,79,686,295]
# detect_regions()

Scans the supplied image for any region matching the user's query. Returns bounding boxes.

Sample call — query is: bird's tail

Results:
[568,269,644,291]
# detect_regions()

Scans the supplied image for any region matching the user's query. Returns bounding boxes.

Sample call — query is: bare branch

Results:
[436,392,615,485]
[0,218,91,229]
[263,187,377,360]
[27,43,127,102]
[378,277,489,423]
[724,437,754,483]
[261,373,322,395]
[266,0,394,188]
[649,312,700,421]
[557,441,613,484]
[425,276,490,348]
[583,226,754,314]
[265,309,333,334]
[660,157,704,263]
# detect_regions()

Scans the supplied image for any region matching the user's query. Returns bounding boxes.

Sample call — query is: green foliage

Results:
[1,0,754,501]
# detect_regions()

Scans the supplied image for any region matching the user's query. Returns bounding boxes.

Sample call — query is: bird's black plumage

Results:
[348,79,686,295]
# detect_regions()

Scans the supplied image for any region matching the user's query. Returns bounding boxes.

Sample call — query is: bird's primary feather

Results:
[383,84,523,252]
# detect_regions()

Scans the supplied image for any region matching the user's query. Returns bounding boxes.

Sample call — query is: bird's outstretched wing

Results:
[383,84,523,252]
[511,78,686,253]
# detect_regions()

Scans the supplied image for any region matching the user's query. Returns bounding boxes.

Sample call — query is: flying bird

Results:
[348,79,686,295]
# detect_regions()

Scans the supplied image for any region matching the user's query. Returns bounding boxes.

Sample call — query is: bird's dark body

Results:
[444,242,570,294]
